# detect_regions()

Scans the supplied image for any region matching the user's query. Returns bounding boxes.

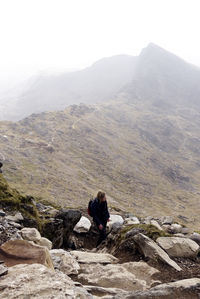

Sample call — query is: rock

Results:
[85,285,129,297]
[0,263,91,299]
[0,264,8,276]
[150,220,163,231]
[125,217,140,225]
[107,215,124,230]
[0,218,22,246]
[190,232,200,245]
[50,249,80,275]
[181,227,193,235]
[71,250,118,264]
[162,224,171,233]
[9,222,22,229]
[170,223,182,233]
[143,216,153,225]
[74,216,91,233]
[79,261,160,291]
[21,227,41,242]
[6,212,24,223]
[157,237,200,258]
[160,216,173,225]
[0,239,54,270]
[117,278,200,298]
[174,233,185,237]
[42,218,64,248]
[36,237,52,250]
[0,209,6,217]
[133,233,182,271]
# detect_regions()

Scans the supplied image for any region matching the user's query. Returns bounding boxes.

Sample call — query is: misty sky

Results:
[0,0,200,92]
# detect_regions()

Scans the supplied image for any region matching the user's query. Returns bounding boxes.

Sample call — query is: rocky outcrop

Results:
[0,263,91,299]
[157,237,200,258]
[133,233,182,271]
[0,240,54,270]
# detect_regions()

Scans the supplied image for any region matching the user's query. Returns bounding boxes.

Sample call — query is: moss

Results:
[119,223,170,242]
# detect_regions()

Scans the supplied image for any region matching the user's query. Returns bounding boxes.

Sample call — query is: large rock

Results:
[116,278,200,298]
[50,249,80,275]
[79,261,160,291]
[71,250,118,264]
[74,216,91,233]
[43,209,81,248]
[157,237,200,258]
[133,233,182,271]
[0,263,91,299]
[21,227,41,242]
[36,237,52,250]
[107,215,124,231]
[0,239,54,269]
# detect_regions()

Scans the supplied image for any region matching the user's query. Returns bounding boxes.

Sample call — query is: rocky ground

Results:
[1,174,200,298]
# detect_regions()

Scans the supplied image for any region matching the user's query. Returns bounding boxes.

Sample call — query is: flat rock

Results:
[6,212,23,223]
[79,261,159,291]
[74,216,91,233]
[133,233,182,271]
[157,237,200,257]
[71,250,118,264]
[50,249,80,275]
[0,263,91,299]
[0,239,54,269]
[116,278,200,298]
[21,227,41,242]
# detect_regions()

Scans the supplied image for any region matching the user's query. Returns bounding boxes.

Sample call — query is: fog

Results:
[0,0,200,93]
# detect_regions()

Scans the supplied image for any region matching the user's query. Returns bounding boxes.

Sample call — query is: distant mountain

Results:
[0,55,137,120]
[124,43,200,108]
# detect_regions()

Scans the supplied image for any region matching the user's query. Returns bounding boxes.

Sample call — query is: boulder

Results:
[150,220,163,231]
[0,239,54,270]
[36,237,52,250]
[133,233,182,271]
[78,261,160,291]
[157,237,200,258]
[71,250,118,264]
[160,216,173,225]
[6,212,24,223]
[170,223,182,234]
[117,278,200,298]
[108,215,124,230]
[0,263,91,299]
[50,249,80,275]
[125,217,140,225]
[21,227,41,242]
[74,216,91,233]
[190,232,200,245]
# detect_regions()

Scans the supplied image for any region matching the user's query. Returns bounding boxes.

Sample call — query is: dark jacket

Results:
[91,198,110,226]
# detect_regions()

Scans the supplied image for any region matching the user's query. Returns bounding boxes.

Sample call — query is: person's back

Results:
[91,191,110,247]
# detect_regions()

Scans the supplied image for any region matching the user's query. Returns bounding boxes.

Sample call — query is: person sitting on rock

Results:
[91,191,110,247]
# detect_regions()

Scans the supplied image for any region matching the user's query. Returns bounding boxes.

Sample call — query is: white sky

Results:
[0,0,200,92]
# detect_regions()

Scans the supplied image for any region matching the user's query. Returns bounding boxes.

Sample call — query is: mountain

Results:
[0,55,137,121]
[1,44,200,228]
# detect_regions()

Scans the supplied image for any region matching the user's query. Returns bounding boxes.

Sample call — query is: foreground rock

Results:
[79,261,160,291]
[74,216,91,233]
[0,263,91,299]
[157,237,200,258]
[71,250,118,264]
[0,240,54,269]
[50,249,80,275]
[133,233,182,271]
[115,278,200,298]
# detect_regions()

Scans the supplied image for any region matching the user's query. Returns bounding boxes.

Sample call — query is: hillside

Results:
[1,44,200,228]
